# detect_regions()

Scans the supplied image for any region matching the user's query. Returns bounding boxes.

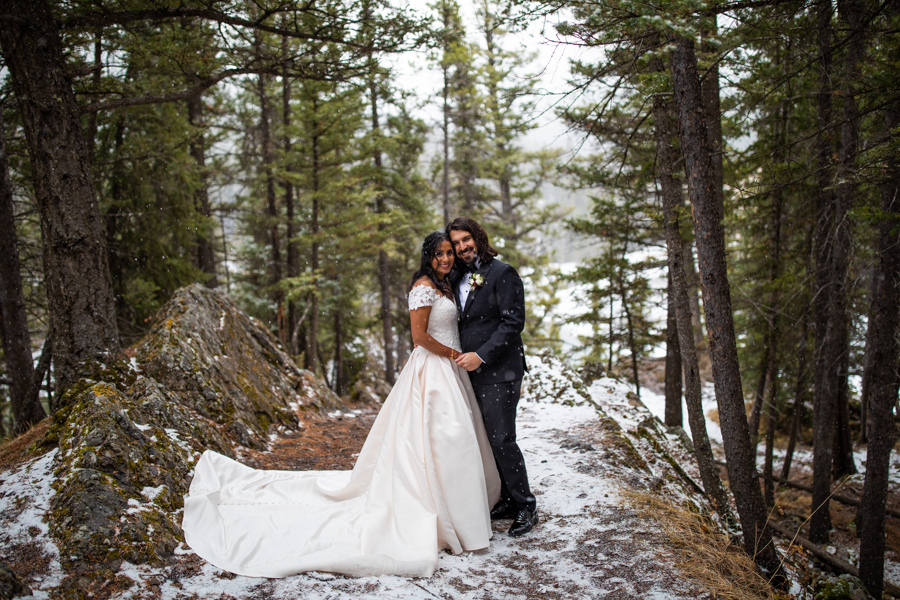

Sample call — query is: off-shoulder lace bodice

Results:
[408,285,461,352]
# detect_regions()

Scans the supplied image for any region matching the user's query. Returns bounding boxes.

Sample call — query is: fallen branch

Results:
[771,475,900,519]
[767,520,900,598]
[716,460,900,519]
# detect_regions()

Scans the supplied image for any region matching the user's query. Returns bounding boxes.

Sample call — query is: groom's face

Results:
[449,230,477,265]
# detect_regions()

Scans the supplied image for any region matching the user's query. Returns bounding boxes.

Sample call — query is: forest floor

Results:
[2,366,899,599]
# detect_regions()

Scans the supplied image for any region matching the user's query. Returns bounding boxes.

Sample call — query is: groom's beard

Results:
[457,248,476,265]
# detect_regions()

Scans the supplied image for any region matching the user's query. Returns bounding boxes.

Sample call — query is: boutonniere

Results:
[468,273,485,289]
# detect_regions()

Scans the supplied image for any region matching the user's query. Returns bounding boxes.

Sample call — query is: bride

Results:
[181,232,502,579]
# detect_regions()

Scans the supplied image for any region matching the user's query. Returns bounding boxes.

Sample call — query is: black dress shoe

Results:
[508,508,538,537]
[490,501,518,520]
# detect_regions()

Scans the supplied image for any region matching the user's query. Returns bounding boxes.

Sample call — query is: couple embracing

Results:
[182,217,536,579]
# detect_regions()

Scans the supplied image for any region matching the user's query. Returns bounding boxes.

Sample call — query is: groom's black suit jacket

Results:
[454,257,527,385]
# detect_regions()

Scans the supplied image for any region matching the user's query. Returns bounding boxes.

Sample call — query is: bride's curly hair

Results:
[408,232,456,297]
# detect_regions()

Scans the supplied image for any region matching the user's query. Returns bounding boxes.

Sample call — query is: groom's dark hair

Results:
[446,216,498,262]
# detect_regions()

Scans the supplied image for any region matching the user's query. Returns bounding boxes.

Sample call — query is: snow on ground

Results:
[106,393,706,599]
[0,449,63,599]
[4,366,722,600]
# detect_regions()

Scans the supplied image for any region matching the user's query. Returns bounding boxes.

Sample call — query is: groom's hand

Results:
[455,352,483,371]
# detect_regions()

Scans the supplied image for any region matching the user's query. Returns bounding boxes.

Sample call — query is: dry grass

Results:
[626,491,776,600]
[0,418,51,471]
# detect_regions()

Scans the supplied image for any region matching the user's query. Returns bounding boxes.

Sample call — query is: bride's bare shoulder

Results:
[412,277,436,289]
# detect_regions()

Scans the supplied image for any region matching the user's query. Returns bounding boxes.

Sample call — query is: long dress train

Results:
[181,286,501,578]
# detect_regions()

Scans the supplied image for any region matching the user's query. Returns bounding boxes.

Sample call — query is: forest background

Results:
[0,0,898,597]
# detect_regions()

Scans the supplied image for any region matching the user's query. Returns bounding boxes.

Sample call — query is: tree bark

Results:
[441,2,452,225]
[306,93,321,372]
[0,108,46,433]
[188,94,218,288]
[810,0,837,544]
[0,0,120,400]
[857,41,900,599]
[670,36,780,574]
[333,309,344,395]
[370,78,396,385]
[283,58,299,355]
[780,318,809,480]
[619,274,641,399]
[830,0,865,480]
[654,92,731,522]
[85,32,102,167]
[747,337,770,442]
[683,238,706,354]
[258,70,284,343]
[700,15,724,220]
[858,269,877,443]
[664,270,683,428]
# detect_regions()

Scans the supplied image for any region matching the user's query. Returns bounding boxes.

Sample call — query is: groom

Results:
[447,216,537,537]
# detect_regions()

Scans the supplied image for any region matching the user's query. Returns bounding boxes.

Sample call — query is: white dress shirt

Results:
[458,258,481,309]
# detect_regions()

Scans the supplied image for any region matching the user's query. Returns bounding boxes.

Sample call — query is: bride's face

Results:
[431,240,454,278]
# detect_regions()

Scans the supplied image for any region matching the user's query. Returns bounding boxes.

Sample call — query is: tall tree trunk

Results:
[810,0,838,544]
[763,369,778,507]
[858,270,877,443]
[830,0,865,480]
[258,70,284,342]
[762,124,785,497]
[608,278,615,374]
[106,116,125,303]
[664,270,683,428]
[85,32,102,167]
[670,36,780,574]
[370,78,396,385]
[748,337,770,442]
[441,2,452,225]
[700,16,724,220]
[0,109,46,433]
[654,91,731,521]
[619,271,640,399]
[683,240,707,356]
[0,0,120,400]
[306,94,321,372]
[857,83,900,600]
[333,309,344,395]
[188,94,218,288]
[781,317,809,480]
[283,59,299,355]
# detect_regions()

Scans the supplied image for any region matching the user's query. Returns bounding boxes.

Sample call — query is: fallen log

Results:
[768,520,900,598]
[715,460,900,519]
[771,475,900,520]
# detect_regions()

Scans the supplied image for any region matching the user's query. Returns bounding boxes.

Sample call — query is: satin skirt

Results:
[182,347,502,578]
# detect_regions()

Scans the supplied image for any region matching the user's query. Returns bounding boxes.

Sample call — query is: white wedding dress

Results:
[181,285,501,578]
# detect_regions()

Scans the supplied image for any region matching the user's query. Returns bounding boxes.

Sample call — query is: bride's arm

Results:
[409,286,459,360]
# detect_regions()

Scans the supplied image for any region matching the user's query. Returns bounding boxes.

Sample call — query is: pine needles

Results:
[626,491,776,600]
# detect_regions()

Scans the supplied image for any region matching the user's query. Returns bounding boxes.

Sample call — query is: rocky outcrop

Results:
[31,284,347,592]
[136,284,336,447]
[0,562,31,600]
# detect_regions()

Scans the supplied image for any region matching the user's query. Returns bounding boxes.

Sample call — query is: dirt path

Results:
[242,408,379,472]
[100,388,719,600]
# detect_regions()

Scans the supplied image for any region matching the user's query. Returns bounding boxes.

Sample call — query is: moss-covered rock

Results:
[49,381,200,572]
[36,284,349,589]
[135,284,328,447]
[813,574,873,600]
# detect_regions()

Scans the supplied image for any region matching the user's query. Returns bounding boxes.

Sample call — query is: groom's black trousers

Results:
[470,378,536,513]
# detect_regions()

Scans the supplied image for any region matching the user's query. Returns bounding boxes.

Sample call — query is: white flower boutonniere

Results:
[468,273,485,289]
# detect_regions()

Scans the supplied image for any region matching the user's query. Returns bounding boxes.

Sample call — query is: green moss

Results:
[636,425,705,496]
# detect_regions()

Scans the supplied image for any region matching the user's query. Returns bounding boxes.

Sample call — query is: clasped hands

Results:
[454,352,483,371]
